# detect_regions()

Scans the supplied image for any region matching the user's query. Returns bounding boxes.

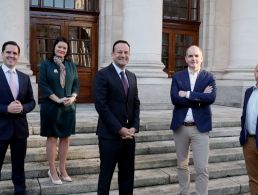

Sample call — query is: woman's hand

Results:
[63,96,76,106]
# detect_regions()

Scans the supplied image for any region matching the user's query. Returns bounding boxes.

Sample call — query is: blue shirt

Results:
[245,86,258,135]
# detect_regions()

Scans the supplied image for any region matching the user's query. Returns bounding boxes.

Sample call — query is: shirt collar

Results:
[187,67,200,75]
[112,63,126,75]
[2,64,17,74]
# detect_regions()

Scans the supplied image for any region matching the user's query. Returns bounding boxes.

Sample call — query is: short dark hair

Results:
[112,40,130,52]
[50,36,70,61]
[2,41,20,54]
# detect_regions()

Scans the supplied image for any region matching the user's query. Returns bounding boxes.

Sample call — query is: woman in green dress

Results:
[39,37,79,185]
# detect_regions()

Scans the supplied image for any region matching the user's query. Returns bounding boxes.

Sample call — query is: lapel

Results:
[125,69,133,97]
[0,66,16,100]
[246,87,254,102]
[109,64,127,98]
[182,69,191,91]
[16,70,24,99]
[244,87,254,112]
[64,61,70,93]
[193,70,204,91]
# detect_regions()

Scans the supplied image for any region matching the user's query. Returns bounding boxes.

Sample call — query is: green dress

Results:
[39,59,79,137]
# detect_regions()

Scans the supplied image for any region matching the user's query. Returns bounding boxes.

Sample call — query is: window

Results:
[162,30,198,77]
[163,0,199,21]
[30,0,99,12]
[162,0,200,77]
[69,26,92,67]
[35,24,61,64]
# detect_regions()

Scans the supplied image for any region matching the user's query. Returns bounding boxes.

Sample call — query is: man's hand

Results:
[179,90,187,97]
[7,100,23,114]
[203,86,213,93]
[129,127,136,135]
[119,127,135,139]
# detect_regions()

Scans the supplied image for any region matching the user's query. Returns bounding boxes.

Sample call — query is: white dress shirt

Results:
[184,68,200,122]
[2,64,19,95]
[112,63,129,87]
[245,86,258,135]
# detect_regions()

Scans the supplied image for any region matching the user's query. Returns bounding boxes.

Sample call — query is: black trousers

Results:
[0,137,27,195]
[97,138,135,195]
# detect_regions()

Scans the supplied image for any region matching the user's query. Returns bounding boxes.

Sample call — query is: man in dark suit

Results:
[239,64,258,195]
[0,41,35,195]
[170,45,216,195]
[93,40,140,195]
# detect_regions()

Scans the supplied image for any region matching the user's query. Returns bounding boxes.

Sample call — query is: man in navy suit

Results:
[93,40,140,195]
[239,64,258,195]
[0,41,35,195]
[170,45,216,195]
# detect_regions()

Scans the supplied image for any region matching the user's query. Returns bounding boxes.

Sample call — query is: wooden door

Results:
[65,20,97,103]
[162,29,198,77]
[30,18,63,78]
[30,17,97,102]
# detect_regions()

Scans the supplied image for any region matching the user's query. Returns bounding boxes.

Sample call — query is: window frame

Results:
[163,0,200,22]
[30,0,99,13]
[162,0,200,77]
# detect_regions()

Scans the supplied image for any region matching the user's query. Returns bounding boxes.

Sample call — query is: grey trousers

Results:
[173,125,209,195]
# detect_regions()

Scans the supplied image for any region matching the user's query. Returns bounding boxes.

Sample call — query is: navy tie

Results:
[120,71,128,96]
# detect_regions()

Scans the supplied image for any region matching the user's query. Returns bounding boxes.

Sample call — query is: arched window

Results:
[162,0,200,77]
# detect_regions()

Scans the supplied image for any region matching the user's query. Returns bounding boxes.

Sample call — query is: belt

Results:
[248,134,256,138]
[182,122,196,126]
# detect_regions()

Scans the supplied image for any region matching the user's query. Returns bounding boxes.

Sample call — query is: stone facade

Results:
[0,0,37,101]
[0,0,256,107]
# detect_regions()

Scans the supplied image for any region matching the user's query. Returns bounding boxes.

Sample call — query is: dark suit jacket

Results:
[0,66,36,140]
[93,64,140,139]
[170,69,216,132]
[239,87,258,148]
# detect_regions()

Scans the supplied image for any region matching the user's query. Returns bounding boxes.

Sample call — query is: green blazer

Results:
[39,59,79,137]
[39,59,79,99]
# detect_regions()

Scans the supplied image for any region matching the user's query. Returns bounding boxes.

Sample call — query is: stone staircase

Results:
[0,106,249,194]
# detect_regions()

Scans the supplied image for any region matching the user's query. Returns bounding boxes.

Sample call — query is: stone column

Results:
[212,0,258,107]
[122,0,171,109]
[122,0,166,78]
[0,0,37,102]
[0,0,32,75]
[224,0,258,80]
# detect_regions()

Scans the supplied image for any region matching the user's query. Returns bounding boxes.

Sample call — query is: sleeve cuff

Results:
[72,93,77,98]
[186,91,190,98]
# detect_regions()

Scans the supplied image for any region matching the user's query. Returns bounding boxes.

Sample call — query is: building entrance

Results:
[30,17,98,103]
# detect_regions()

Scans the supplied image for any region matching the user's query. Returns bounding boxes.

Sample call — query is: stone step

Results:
[0,106,245,194]
[26,127,241,148]
[29,121,241,135]
[3,136,241,163]
[0,179,40,195]
[210,126,240,137]
[26,130,174,148]
[1,148,244,180]
[106,175,249,195]
[0,164,248,195]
